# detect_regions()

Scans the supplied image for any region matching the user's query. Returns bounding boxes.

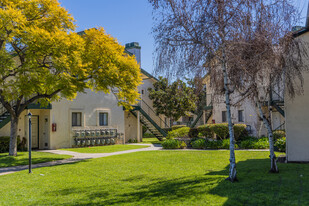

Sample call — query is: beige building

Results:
[192,75,285,138]
[0,42,168,149]
[285,28,309,162]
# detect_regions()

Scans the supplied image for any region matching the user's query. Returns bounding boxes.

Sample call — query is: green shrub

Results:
[239,137,269,149]
[128,139,137,143]
[0,136,10,153]
[162,139,181,149]
[197,125,213,138]
[233,124,248,141]
[275,137,286,152]
[172,125,187,130]
[209,123,229,140]
[0,136,24,153]
[188,128,199,138]
[221,139,230,149]
[191,139,206,149]
[198,123,247,140]
[273,130,286,140]
[167,127,190,139]
[206,140,223,149]
[143,133,155,138]
[179,141,187,149]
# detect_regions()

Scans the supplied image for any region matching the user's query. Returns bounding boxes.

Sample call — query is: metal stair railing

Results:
[271,89,284,103]
[190,95,213,128]
[139,99,169,129]
[273,121,285,131]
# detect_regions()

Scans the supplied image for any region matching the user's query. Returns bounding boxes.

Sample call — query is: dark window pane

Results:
[238,110,244,122]
[99,113,108,126]
[72,112,81,126]
[222,111,227,122]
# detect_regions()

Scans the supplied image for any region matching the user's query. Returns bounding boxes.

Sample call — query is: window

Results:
[238,110,244,122]
[222,111,227,122]
[99,112,108,126]
[72,112,82,127]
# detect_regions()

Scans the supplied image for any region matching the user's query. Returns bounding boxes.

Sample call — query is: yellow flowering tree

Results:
[0,0,142,156]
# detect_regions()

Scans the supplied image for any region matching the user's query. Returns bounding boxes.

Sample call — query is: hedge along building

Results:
[0,42,168,149]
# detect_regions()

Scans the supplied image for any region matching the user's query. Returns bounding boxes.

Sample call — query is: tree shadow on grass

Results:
[32,158,309,206]
[0,153,71,168]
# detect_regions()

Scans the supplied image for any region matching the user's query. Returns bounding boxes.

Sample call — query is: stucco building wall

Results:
[285,32,309,162]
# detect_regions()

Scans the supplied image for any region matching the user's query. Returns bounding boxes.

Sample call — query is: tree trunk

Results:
[257,101,278,173]
[222,62,237,182]
[9,116,19,156]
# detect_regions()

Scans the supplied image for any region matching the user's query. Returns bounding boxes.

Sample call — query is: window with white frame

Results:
[72,112,82,127]
[99,112,108,126]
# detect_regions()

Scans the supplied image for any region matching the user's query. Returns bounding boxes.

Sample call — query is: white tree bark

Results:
[257,101,278,173]
[222,59,237,182]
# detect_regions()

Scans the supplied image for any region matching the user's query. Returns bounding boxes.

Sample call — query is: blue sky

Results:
[59,0,308,76]
[58,0,154,74]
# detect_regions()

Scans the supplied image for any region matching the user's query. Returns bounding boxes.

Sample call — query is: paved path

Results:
[0,144,162,176]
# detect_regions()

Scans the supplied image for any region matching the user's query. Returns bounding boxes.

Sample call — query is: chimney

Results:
[125,42,141,64]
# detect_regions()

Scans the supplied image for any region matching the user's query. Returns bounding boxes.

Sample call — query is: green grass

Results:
[59,145,149,153]
[141,137,163,144]
[0,150,308,205]
[0,152,72,168]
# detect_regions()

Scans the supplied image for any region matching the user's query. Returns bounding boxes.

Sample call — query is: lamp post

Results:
[28,112,32,174]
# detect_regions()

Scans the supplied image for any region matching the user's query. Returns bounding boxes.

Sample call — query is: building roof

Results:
[293,27,309,38]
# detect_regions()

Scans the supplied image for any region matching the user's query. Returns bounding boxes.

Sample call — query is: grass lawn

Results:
[59,144,149,153]
[141,137,163,144]
[0,150,308,205]
[0,152,72,168]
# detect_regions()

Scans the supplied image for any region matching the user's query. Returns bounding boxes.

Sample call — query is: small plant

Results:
[239,137,269,149]
[143,133,155,138]
[167,127,190,139]
[188,128,199,138]
[191,139,206,149]
[162,139,181,149]
[179,141,187,149]
[171,125,187,130]
[206,140,223,149]
[197,125,213,138]
[209,123,229,140]
[221,139,230,149]
[275,137,286,152]
[273,130,286,140]
[233,124,248,141]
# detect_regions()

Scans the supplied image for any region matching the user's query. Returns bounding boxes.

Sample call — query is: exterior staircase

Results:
[130,100,168,140]
[190,95,213,128]
[270,89,285,118]
[190,106,213,128]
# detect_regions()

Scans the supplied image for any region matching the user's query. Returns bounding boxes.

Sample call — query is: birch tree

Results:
[225,0,307,173]
[149,0,254,182]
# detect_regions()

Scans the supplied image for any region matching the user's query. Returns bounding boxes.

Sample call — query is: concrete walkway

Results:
[0,144,162,176]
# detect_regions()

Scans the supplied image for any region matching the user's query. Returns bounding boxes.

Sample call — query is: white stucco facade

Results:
[285,30,309,162]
